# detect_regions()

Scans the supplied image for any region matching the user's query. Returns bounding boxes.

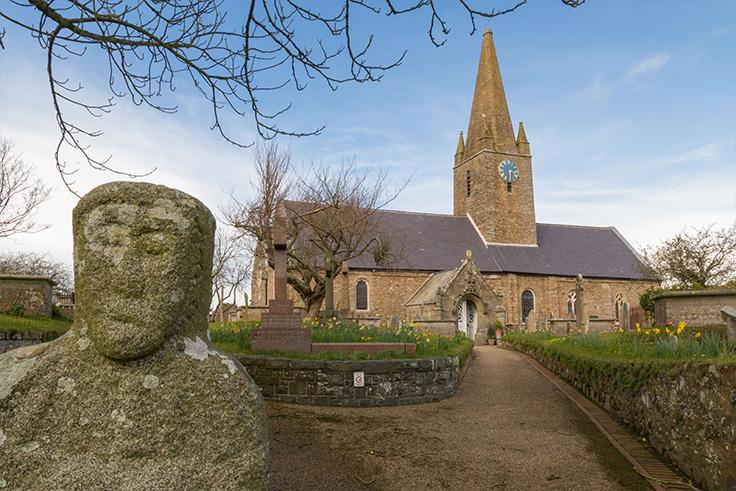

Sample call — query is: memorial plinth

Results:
[251,299,311,352]
[250,209,312,352]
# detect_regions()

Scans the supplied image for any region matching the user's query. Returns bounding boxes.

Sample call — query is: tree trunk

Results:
[305,295,324,318]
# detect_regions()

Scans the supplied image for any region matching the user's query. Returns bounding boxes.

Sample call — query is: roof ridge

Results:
[375,208,459,218]
[537,222,614,231]
[283,199,459,219]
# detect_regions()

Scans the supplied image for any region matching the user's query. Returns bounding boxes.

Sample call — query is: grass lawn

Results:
[0,313,72,337]
[505,327,736,363]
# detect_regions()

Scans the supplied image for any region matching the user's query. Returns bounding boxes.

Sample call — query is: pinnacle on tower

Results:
[516,121,530,155]
[465,29,516,155]
[454,130,466,164]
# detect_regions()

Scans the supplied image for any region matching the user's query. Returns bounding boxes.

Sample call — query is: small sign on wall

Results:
[353,371,365,387]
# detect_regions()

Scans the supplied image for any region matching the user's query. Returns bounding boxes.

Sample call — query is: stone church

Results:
[252,30,658,343]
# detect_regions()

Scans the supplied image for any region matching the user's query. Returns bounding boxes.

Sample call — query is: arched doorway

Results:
[457,297,478,340]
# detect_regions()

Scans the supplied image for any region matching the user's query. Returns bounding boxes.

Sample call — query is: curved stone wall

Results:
[237,355,468,407]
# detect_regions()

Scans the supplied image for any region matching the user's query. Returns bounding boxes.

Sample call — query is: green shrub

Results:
[51,304,71,320]
[9,303,25,317]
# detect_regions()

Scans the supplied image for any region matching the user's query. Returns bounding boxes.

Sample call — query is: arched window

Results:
[521,290,535,322]
[356,279,368,311]
[614,293,626,321]
[567,291,576,316]
[466,170,472,197]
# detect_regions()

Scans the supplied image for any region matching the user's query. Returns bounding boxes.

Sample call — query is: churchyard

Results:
[0,182,733,489]
[1,1,735,489]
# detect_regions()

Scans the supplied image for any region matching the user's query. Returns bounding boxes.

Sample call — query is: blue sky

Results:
[0,0,734,270]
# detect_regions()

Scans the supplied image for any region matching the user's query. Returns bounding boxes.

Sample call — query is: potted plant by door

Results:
[493,320,504,345]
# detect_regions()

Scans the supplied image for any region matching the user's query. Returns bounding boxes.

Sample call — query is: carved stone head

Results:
[73,182,215,360]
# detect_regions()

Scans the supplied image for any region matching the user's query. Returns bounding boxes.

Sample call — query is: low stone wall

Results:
[653,289,736,327]
[505,337,736,491]
[0,331,56,354]
[238,354,467,407]
[0,275,54,317]
[311,342,416,354]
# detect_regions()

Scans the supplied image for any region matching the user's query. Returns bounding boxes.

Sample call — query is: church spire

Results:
[465,29,516,155]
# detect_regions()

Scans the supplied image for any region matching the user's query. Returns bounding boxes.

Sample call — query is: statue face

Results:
[76,198,193,360]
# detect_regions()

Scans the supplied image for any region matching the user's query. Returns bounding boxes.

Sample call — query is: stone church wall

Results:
[257,267,657,331]
[484,274,657,328]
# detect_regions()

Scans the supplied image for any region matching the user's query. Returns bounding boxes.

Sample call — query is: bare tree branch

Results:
[1,1,583,190]
[0,138,51,238]
[223,141,408,316]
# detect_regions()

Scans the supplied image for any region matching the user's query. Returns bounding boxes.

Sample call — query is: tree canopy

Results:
[642,224,736,289]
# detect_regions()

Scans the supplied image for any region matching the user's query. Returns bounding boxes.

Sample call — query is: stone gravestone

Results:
[251,209,311,352]
[630,305,645,329]
[526,309,537,333]
[574,273,589,333]
[721,306,736,342]
[0,182,269,490]
[621,303,630,330]
[339,261,350,315]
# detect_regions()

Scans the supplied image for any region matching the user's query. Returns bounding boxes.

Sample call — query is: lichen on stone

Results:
[20,441,39,453]
[184,336,210,361]
[56,377,77,396]
[143,374,160,390]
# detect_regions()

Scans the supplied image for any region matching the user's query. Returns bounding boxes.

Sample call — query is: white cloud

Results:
[575,51,673,105]
[626,52,672,79]
[668,143,719,166]
[576,75,613,104]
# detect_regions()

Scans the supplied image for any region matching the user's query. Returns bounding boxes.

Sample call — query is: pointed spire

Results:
[455,130,465,161]
[516,121,530,154]
[465,29,516,154]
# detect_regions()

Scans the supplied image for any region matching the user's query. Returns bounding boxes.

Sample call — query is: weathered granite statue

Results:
[0,182,269,490]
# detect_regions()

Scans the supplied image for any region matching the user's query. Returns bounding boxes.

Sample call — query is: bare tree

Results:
[0,251,72,292]
[211,226,252,321]
[224,142,405,316]
[642,224,736,288]
[0,139,50,238]
[1,1,583,188]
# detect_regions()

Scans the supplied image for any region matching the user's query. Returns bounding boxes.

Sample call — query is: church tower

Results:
[453,29,537,245]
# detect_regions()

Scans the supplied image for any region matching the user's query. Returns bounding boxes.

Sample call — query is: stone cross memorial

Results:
[0,182,270,490]
[251,209,311,352]
[575,273,589,333]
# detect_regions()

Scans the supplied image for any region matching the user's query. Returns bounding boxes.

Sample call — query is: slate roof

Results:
[347,209,653,281]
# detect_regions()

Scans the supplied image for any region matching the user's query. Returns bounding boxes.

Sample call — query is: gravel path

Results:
[267,345,650,490]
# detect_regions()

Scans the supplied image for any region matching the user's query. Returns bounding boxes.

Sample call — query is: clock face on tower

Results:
[498,160,519,183]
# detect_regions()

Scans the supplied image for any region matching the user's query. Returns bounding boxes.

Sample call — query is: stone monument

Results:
[251,210,311,352]
[574,273,589,333]
[0,182,270,490]
[721,306,736,342]
[621,303,630,330]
